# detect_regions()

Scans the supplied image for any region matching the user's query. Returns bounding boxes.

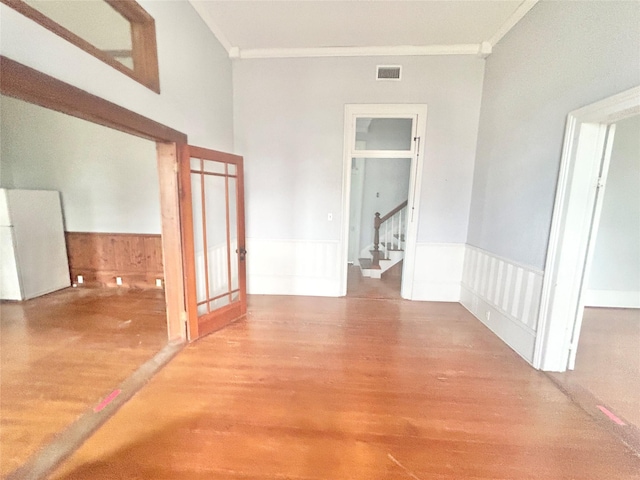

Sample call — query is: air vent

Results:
[376,65,402,81]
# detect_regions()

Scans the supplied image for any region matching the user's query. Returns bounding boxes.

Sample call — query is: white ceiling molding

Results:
[232,44,483,60]
[191,0,538,61]
[487,0,539,47]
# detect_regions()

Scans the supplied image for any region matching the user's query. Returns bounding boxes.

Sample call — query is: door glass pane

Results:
[204,160,226,174]
[228,164,237,175]
[190,157,202,171]
[228,177,239,293]
[355,118,413,151]
[204,173,229,301]
[191,173,207,310]
[210,295,230,311]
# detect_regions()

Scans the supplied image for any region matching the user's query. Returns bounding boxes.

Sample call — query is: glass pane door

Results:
[182,146,246,340]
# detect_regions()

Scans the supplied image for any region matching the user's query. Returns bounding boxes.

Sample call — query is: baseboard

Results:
[584,289,640,309]
[408,243,464,301]
[461,245,544,365]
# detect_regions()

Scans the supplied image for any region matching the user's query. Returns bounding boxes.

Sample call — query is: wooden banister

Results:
[372,200,408,267]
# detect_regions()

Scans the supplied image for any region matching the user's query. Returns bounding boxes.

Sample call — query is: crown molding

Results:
[488,0,539,47]
[231,44,486,60]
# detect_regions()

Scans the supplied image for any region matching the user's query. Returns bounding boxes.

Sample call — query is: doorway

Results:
[549,113,640,437]
[340,105,427,299]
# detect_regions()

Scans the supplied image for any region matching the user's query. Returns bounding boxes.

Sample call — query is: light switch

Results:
[328,213,333,221]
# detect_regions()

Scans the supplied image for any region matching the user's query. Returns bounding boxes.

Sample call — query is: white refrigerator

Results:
[0,188,71,300]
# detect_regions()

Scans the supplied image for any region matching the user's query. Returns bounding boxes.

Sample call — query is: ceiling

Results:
[189,0,538,59]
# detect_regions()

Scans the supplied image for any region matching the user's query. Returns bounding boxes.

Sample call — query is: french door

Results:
[180,145,247,340]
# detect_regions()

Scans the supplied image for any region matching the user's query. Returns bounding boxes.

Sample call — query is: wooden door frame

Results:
[0,55,189,342]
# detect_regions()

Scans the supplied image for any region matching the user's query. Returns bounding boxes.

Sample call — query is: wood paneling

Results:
[65,232,163,288]
[48,296,640,479]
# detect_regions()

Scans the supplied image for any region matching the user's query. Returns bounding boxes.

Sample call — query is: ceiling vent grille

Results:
[377,65,402,81]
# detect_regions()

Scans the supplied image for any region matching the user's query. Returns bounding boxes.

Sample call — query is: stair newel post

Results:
[373,212,381,267]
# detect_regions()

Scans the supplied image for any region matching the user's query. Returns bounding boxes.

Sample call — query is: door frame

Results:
[533,85,640,372]
[340,104,428,298]
[0,56,189,342]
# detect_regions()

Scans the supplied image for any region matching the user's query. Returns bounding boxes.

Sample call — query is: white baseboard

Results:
[584,289,640,309]
[246,238,341,296]
[460,245,544,364]
[408,243,465,301]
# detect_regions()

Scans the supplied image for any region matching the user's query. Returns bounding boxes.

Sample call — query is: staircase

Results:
[359,201,407,279]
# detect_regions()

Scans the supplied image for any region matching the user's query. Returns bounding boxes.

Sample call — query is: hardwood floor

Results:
[550,307,640,428]
[48,296,640,479]
[347,264,401,299]
[0,287,167,476]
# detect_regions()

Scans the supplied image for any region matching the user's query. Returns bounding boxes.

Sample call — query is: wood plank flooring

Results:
[347,264,401,299]
[551,307,640,428]
[0,288,167,476]
[49,296,640,479]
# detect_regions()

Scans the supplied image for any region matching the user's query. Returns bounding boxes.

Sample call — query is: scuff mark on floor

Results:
[388,453,423,480]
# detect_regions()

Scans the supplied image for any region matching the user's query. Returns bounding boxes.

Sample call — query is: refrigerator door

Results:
[7,189,70,299]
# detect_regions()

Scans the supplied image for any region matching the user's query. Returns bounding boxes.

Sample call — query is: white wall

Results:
[585,114,640,308]
[233,56,485,296]
[0,0,234,150]
[463,0,640,362]
[1,95,160,234]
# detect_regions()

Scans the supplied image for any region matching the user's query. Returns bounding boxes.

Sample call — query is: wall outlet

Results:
[327,213,333,221]
[116,276,123,286]
[155,278,163,288]
[77,275,84,284]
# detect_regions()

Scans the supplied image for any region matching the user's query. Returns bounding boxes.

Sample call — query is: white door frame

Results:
[339,104,428,298]
[533,86,640,372]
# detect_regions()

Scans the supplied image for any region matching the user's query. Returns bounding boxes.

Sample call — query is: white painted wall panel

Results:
[410,243,465,301]
[461,245,543,364]
[246,239,341,297]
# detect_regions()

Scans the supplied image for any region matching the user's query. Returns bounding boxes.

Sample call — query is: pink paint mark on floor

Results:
[94,389,122,413]
[597,405,626,426]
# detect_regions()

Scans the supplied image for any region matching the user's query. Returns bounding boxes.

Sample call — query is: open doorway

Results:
[549,113,640,434]
[340,105,427,300]
[0,94,171,473]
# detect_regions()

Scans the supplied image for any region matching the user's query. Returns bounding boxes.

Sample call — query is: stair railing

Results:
[373,200,408,267]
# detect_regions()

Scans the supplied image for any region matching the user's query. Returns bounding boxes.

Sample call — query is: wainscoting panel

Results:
[410,243,465,301]
[246,239,341,296]
[66,232,163,288]
[461,245,543,364]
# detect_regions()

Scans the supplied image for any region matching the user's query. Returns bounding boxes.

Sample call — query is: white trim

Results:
[487,0,539,47]
[584,290,640,309]
[534,86,640,372]
[236,44,483,60]
[339,104,428,299]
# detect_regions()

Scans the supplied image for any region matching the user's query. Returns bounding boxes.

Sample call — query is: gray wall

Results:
[467,0,640,269]
[233,55,485,243]
[0,95,160,234]
[587,115,640,296]
[1,0,234,150]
